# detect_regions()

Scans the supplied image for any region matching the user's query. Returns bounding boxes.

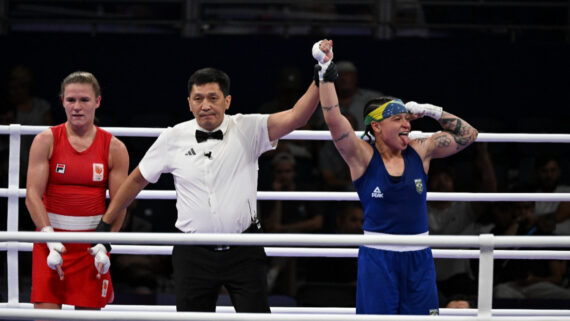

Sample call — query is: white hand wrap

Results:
[405,101,443,120]
[41,226,65,270]
[89,243,110,275]
[312,41,327,63]
[312,40,332,81]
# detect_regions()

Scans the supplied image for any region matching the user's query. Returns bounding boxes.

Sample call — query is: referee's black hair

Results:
[188,67,231,97]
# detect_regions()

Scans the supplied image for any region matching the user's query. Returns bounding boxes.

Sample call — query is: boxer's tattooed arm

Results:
[415,112,477,159]
[434,135,452,148]
[322,103,354,154]
[322,103,348,142]
[333,132,349,143]
[438,113,477,150]
[438,113,477,149]
[322,103,339,112]
[414,137,428,145]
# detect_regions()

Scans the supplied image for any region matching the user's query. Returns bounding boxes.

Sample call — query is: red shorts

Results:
[31,241,114,308]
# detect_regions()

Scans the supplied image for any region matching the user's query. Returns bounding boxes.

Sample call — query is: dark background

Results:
[1,34,569,131]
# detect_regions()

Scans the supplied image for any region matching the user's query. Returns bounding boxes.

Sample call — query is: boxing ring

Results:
[1,124,570,320]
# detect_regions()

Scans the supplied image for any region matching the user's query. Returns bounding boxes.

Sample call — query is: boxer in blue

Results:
[312,40,479,315]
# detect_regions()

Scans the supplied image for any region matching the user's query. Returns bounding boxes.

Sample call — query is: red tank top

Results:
[44,123,112,217]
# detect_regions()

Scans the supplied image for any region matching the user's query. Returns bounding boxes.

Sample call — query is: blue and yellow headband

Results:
[364,99,407,126]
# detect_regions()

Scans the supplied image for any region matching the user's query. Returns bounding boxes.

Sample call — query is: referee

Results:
[97,43,332,313]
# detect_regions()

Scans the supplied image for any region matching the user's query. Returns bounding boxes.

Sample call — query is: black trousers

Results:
[172,244,270,313]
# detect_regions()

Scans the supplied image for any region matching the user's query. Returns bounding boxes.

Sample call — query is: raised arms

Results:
[265,40,339,141]
[407,101,478,167]
[315,40,372,180]
[266,82,319,141]
[427,111,478,159]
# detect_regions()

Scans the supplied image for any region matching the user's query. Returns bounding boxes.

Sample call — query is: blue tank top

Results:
[353,146,428,234]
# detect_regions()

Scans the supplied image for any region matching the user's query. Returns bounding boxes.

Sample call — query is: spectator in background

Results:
[111,200,160,296]
[258,66,303,115]
[444,294,475,309]
[532,155,570,235]
[427,143,497,303]
[311,60,383,131]
[305,202,363,284]
[0,65,53,186]
[261,152,324,296]
[335,61,384,131]
[298,202,363,308]
[262,152,324,234]
[335,201,364,235]
[1,65,52,126]
[0,64,54,302]
[492,195,570,300]
[258,66,316,189]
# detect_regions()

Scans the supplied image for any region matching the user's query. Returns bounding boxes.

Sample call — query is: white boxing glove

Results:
[405,101,443,120]
[89,243,110,275]
[41,226,65,271]
[312,40,333,81]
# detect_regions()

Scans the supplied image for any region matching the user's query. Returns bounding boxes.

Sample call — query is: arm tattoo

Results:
[453,135,473,147]
[434,135,451,148]
[333,132,349,143]
[322,103,340,112]
[415,137,428,145]
[439,116,476,148]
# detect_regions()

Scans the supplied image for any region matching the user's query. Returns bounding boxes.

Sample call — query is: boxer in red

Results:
[25,71,129,310]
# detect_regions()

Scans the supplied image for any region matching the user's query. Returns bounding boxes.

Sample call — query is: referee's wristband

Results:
[92,219,112,252]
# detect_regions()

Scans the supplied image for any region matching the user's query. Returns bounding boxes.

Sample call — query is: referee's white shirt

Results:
[138,113,277,233]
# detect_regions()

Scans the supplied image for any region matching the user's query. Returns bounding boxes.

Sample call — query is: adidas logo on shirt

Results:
[185,148,197,156]
[371,186,384,198]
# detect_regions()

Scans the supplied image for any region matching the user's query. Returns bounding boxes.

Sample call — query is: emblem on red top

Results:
[93,163,104,181]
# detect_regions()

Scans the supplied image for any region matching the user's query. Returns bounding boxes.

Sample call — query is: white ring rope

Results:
[2,242,570,260]
[1,188,569,202]
[2,308,570,321]
[2,232,570,248]
[2,124,570,143]
[3,302,570,317]
[2,303,570,317]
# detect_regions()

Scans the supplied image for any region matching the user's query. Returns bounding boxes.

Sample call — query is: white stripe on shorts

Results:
[363,230,429,252]
[48,212,102,231]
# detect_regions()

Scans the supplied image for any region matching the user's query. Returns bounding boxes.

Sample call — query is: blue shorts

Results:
[356,246,439,315]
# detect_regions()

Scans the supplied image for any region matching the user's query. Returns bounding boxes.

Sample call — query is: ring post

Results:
[477,233,495,320]
[7,124,21,306]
